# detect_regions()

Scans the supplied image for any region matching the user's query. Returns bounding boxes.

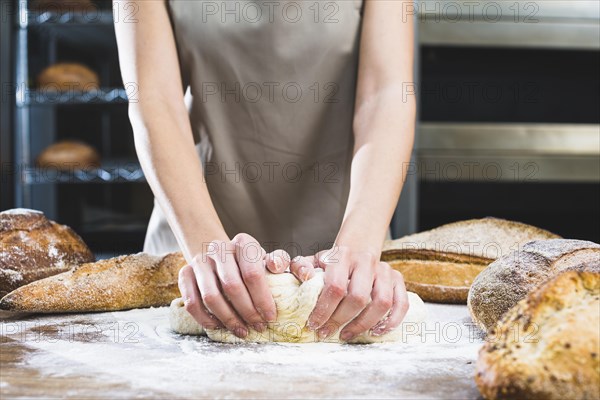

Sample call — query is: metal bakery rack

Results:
[13,1,150,254]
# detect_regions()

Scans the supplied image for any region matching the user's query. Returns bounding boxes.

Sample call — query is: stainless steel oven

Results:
[414,1,600,241]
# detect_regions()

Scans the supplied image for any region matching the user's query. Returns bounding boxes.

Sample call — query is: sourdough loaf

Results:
[475,270,600,400]
[0,208,94,297]
[468,239,600,332]
[0,252,185,313]
[382,218,560,303]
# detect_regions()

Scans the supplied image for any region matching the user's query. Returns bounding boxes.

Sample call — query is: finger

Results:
[232,233,277,322]
[290,255,316,282]
[318,253,376,340]
[191,255,248,338]
[208,240,267,331]
[265,249,291,273]
[307,247,350,332]
[178,264,223,330]
[372,268,410,336]
[340,262,394,341]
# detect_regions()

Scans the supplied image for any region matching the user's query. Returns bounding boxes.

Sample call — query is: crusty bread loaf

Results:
[468,239,600,332]
[0,252,185,313]
[0,208,94,297]
[475,270,600,400]
[388,259,484,304]
[36,140,101,170]
[382,218,560,303]
[38,63,99,92]
[382,217,560,263]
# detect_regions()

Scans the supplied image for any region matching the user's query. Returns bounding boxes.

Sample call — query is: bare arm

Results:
[114,0,287,337]
[114,0,226,259]
[338,0,416,254]
[293,0,416,341]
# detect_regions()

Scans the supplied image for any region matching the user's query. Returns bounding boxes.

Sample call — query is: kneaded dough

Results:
[170,269,428,343]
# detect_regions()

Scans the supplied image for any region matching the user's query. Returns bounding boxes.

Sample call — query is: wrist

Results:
[183,225,230,261]
[335,221,387,258]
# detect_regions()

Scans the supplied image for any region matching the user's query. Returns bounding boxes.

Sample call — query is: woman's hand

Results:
[286,0,416,343]
[178,233,291,338]
[290,246,409,342]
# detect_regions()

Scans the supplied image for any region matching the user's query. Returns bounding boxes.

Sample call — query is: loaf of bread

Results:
[475,270,600,400]
[0,252,185,313]
[32,0,95,12]
[387,260,485,304]
[38,63,99,92]
[36,140,101,170]
[382,218,560,303]
[0,208,94,298]
[468,239,600,332]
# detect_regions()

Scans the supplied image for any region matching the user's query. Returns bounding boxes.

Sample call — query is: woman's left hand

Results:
[290,246,409,342]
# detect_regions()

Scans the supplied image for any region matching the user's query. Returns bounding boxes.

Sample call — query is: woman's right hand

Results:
[177,233,290,338]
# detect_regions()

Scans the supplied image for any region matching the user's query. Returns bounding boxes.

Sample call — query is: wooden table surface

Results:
[0,303,483,399]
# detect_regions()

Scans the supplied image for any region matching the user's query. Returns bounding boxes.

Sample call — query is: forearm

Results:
[130,101,228,261]
[336,87,416,255]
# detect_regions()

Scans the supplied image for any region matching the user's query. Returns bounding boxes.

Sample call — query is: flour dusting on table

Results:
[1,303,483,399]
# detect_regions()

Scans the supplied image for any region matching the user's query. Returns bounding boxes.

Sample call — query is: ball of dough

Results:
[170,269,428,343]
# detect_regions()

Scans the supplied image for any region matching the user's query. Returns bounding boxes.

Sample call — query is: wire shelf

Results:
[23,10,115,27]
[21,9,117,50]
[22,161,145,184]
[17,87,129,106]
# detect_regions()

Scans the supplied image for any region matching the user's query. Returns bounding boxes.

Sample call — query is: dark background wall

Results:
[1,0,14,211]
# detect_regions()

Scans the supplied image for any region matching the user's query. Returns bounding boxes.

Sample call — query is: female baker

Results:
[114,0,416,341]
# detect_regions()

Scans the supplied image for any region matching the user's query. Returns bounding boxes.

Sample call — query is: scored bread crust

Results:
[389,259,486,303]
[475,271,600,400]
[0,252,185,313]
[0,209,95,297]
[468,239,600,332]
[382,218,560,304]
[382,217,560,263]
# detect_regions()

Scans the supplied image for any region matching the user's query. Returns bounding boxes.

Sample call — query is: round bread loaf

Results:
[468,239,600,332]
[476,270,600,400]
[0,209,95,297]
[36,140,101,170]
[32,0,95,12]
[37,63,99,92]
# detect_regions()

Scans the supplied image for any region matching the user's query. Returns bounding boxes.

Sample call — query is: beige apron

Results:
[144,0,364,257]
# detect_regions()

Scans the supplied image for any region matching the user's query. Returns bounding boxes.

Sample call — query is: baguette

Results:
[0,252,185,313]
[468,239,600,332]
[475,270,600,400]
[382,218,560,303]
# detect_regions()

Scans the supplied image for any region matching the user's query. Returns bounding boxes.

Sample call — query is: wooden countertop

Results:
[0,303,483,399]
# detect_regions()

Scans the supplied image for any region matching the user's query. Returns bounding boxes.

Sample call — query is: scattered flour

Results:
[0,303,483,399]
